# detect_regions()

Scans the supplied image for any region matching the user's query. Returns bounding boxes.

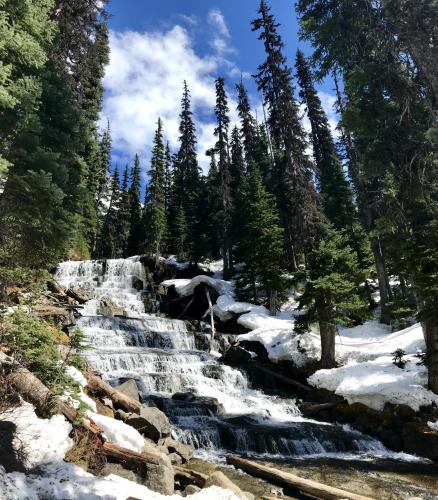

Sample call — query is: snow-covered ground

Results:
[0,401,238,500]
[163,273,438,413]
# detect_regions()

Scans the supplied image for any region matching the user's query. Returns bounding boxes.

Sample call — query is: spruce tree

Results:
[127,154,142,256]
[115,165,132,257]
[235,167,286,313]
[236,82,257,167]
[230,126,245,195]
[144,118,167,261]
[214,77,233,279]
[97,167,120,258]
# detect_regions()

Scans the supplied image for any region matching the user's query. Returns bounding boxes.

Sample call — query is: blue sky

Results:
[102,0,336,176]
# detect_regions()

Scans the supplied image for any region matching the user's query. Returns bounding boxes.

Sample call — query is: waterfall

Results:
[55,257,395,460]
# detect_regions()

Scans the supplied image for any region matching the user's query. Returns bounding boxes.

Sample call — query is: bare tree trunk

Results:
[205,288,216,353]
[316,299,336,369]
[371,237,392,324]
[424,318,438,394]
[268,290,277,316]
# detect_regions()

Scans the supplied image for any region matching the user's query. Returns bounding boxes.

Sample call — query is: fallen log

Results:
[226,455,375,500]
[0,352,101,434]
[252,363,312,392]
[205,288,215,352]
[86,371,142,414]
[102,441,161,466]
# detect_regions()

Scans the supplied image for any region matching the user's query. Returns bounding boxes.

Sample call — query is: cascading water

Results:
[55,257,394,460]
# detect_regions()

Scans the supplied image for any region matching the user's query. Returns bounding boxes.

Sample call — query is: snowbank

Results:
[62,365,97,412]
[161,275,232,297]
[86,411,145,453]
[0,402,238,500]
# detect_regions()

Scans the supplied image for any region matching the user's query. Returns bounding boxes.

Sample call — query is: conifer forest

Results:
[1,2,438,499]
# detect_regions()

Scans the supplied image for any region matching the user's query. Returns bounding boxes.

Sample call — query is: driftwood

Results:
[173,466,208,488]
[226,455,375,500]
[253,363,312,392]
[86,372,142,413]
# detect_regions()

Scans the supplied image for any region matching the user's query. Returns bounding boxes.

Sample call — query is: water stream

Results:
[55,257,403,461]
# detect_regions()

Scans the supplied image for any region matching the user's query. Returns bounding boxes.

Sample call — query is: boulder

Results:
[99,298,125,317]
[126,407,171,442]
[172,392,196,402]
[160,437,194,462]
[141,453,174,495]
[101,463,140,483]
[67,286,93,304]
[115,379,140,402]
[205,471,254,500]
[222,345,252,364]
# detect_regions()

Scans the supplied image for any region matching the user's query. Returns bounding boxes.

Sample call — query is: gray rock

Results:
[101,463,140,483]
[126,407,171,442]
[67,286,93,304]
[141,454,174,495]
[160,437,193,462]
[115,379,140,401]
[98,298,125,317]
[205,471,253,500]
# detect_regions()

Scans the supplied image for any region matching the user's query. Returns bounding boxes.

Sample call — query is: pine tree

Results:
[235,167,286,313]
[115,165,131,257]
[236,82,257,167]
[97,167,120,258]
[230,126,245,195]
[214,77,233,278]
[295,50,355,230]
[252,1,324,267]
[204,150,222,259]
[144,118,167,261]
[127,154,142,256]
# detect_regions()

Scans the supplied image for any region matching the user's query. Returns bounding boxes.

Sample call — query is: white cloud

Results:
[102,11,244,176]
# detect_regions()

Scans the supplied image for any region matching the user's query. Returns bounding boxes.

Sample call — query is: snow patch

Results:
[87,411,145,453]
[161,275,232,297]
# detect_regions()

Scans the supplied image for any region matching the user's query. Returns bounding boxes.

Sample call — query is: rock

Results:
[32,305,75,328]
[222,345,252,364]
[67,286,93,304]
[172,392,196,402]
[95,399,114,418]
[115,379,140,402]
[102,396,114,409]
[126,407,171,442]
[102,463,141,483]
[168,452,183,465]
[184,485,201,495]
[142,454,174,495]
[205,471,253,500]
[142,437,161,456]
[132,277,144,291]
[160,437,194,462]
[98,298,125,317]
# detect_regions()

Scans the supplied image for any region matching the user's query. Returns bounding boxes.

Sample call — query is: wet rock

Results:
[160,437,194,462]
[67,286,93,304]
[98,298,125,317]
[115,379,140,401]
[239,340,268,361]
[172,392,196,402]
[222,345,252,364]
[126,407,171,442]
[205,471,254,500]
[132,277,144,291]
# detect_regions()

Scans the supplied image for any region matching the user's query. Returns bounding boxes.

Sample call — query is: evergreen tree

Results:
[115,165,131,257]
[229,126,245,195]
[235,168,286,313]
[144,118,167,261]
[295,50,355,230]
[164,141,172,213]
[97,167,120,258]
[236,82,257,167]
[127,154,142,256]
[296,229,370,368]
[252,1,324,267]
[204,150,221,259]
[214,77,233,278]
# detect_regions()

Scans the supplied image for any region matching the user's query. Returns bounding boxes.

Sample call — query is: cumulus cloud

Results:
[102,10,242,175]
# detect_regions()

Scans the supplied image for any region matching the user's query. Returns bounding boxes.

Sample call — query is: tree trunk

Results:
[371,237,392,324]
[423,317,438,394]
[316,299,336,369]
[268,290,277,315]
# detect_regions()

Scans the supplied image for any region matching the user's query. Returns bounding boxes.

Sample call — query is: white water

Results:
[55,257,407,460]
